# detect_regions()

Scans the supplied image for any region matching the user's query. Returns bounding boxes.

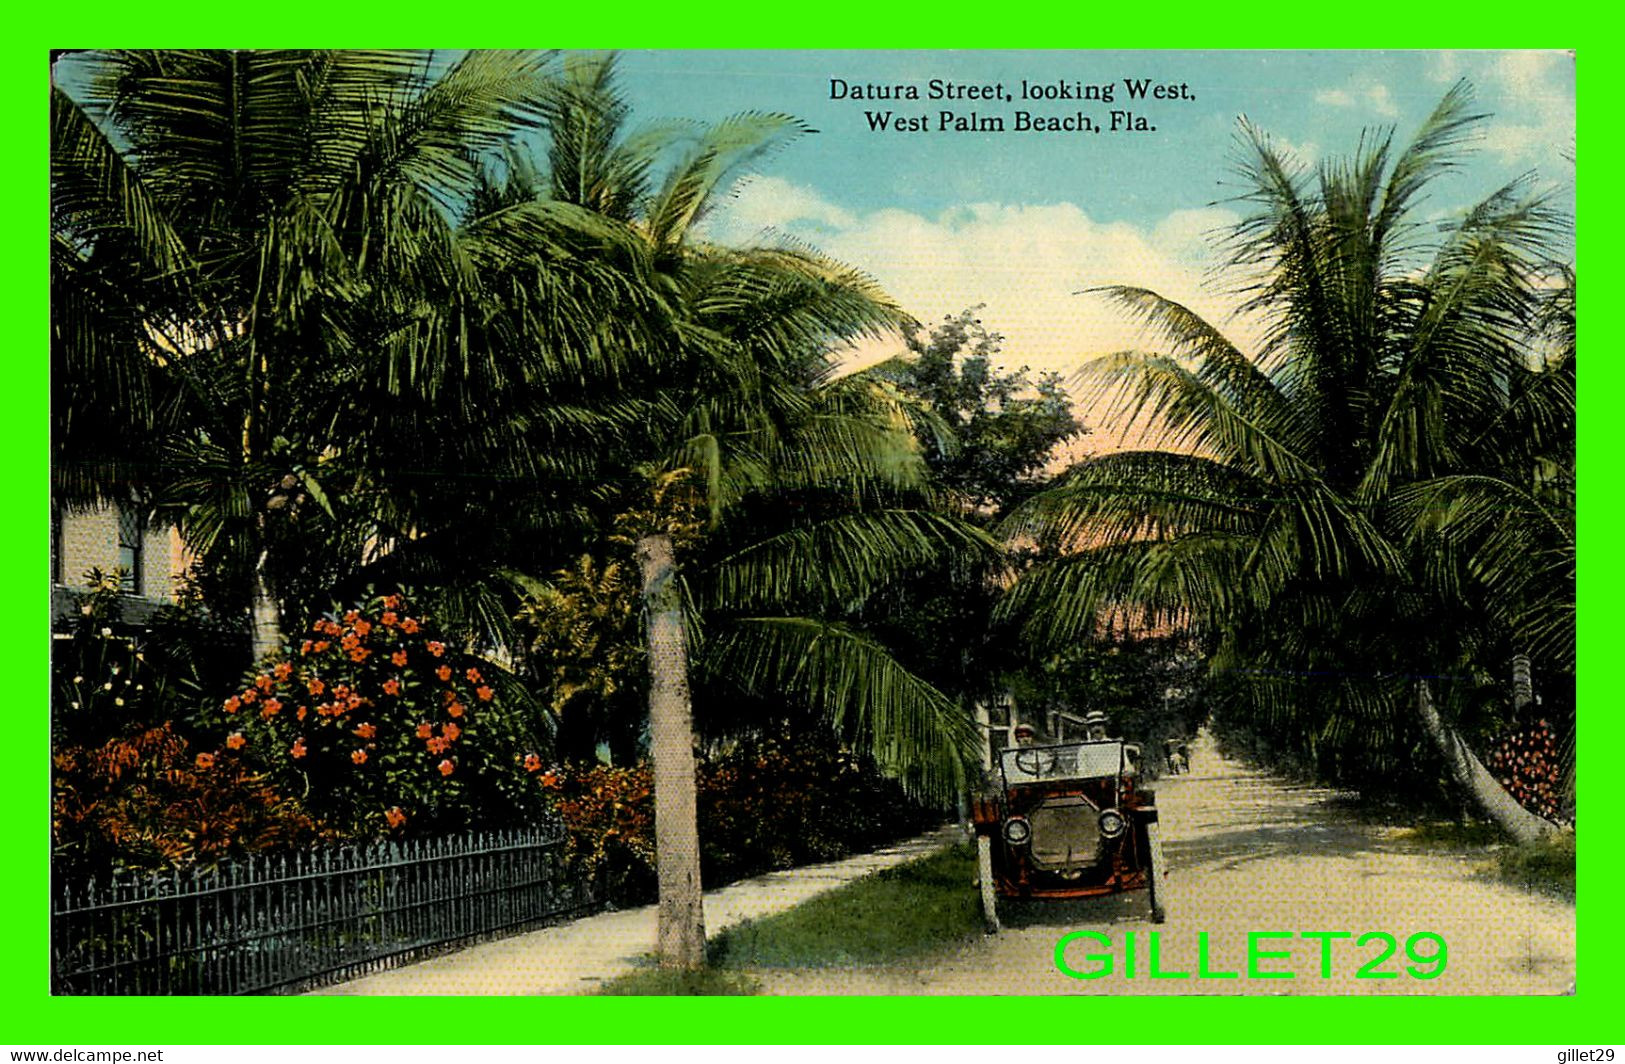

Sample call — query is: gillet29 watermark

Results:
[1054,930,1448,980]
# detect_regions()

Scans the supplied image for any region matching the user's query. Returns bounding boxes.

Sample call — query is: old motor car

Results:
[971,738,1165,928]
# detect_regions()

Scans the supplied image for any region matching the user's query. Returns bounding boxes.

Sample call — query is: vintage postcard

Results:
[46,48,1575,1016]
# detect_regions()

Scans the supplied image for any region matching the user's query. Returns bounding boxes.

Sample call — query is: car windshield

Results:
[1000,741,1123,785]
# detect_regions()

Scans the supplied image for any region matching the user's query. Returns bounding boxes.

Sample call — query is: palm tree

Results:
[522,56,989,966]
[999,83,1572,840]
[52,50,652,663]
[55,50,993,971]
[1391,265,1575,829]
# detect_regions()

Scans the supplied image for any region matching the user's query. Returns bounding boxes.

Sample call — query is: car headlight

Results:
[1097,809,1126,839]
[1002,816,1031,845]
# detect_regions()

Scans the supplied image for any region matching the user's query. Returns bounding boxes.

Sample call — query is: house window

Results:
[117,504,143,595]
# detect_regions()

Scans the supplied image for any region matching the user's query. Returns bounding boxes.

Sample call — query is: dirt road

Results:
[752,733,1576,995]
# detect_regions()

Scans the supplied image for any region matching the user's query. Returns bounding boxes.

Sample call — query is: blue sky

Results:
[614,50,1573,226]
[603,49,1574,417]
[58,50,1576,436]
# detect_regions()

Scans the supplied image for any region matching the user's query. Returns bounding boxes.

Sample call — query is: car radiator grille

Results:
[1028,796,1103,869]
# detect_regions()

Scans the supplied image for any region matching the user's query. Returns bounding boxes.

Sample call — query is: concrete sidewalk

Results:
[312,825,962,995]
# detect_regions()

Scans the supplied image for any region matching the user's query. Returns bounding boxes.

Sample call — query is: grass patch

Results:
[1397,820,1506,848]
[595,965,761,996]
[1494,830,1576,900]
[710,843,981,968]
[1392,819,1575,899]
[1395,819,1576,899]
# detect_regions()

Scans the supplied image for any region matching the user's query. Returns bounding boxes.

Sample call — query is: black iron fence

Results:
[51,825,598,995]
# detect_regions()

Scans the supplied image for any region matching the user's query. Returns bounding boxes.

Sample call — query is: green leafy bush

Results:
[698,734,940,884]
[1495,830,1576,898]
[533,761,656,901]
[534,730,941,904]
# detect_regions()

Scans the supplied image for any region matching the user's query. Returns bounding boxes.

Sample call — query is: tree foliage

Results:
[52,49,668,662]
[878,307,1085,518]
[1000,83,1574,797]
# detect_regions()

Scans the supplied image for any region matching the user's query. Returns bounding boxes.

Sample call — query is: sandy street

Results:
[751,734,1577,996]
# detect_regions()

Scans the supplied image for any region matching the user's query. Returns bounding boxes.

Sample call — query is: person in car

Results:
[1084,711,1142,776]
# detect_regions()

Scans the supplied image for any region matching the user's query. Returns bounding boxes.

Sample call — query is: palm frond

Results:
[1000,450,1270,548]
[51,84,190,277]
[1390,474,1574,670]
[1358,179,1563,502]
[1078,349,1317,486]
[538,52,678,220]
[701,510,1000,614]
[645,112,810,252]
[701,617,978,800]
[1086,286,1306,453]
[1372,80,1488,255]
[995,533,1255,645]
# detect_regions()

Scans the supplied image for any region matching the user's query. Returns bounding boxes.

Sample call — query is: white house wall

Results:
[56,503,187,602]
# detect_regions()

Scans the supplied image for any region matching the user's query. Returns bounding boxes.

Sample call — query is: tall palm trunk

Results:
[245,315,280,661]
[1415,679,1557,844]
[250,550,282,661]
[636,530,705,969]
[249,508,282,661]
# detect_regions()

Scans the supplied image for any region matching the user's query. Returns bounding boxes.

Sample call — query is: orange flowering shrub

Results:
[223,593,547,836]
[532,762,655,892]
[50,569,323,876]
[52,722,326,876]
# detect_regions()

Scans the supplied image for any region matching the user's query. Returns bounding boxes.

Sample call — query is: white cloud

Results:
[1425,50,1574,166]
[1495,51,1573,98]
[1315,80,1397,118]
[1428,48,1573,99]
[705,174,858,237]
[1151,207,1241,263]
[1492,52,1576,166]
[1428,51,1466,84]
[1365,84,1400,119]
[1481,123,1554,165]
[1273,135,1320,166]
[702,182,1263,448]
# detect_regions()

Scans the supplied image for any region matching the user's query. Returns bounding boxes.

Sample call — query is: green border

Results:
[15,9,1609,1046]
